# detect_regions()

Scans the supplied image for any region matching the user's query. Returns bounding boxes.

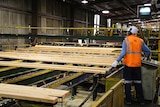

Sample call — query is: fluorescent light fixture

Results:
[144,3,151,6]
[128,22,132,25]
[81,0,88,4]
[102,10,109,14]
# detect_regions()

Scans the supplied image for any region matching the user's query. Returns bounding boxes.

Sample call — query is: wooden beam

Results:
[16,45,121,55]
[0,60,22,72]
[0,52,116,66]
[0,83,69,104]
[0,61,109,74]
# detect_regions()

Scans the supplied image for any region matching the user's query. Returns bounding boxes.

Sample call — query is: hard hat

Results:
[128,26,138,34]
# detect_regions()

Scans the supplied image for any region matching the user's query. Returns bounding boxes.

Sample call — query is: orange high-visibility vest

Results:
[123,35,143,67]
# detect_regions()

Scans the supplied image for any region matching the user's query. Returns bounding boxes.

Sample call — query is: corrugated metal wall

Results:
[0,0,96,35]
[38,0,94,36]
[0,0,106,49]
[0,0,31,34]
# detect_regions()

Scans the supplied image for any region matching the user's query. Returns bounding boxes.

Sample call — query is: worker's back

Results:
[123,35,143,67]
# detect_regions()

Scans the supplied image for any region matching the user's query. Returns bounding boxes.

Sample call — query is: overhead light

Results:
[102,10,110,14]
[81,0,88,4]
[144,3,151,6]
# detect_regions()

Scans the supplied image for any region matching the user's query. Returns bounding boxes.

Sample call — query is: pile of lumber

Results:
[0,45,121,74]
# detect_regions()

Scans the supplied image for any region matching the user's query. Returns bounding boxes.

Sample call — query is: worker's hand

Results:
[111,61,118,67]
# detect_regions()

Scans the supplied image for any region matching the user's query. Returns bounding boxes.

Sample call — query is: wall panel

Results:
[0,0,96,48]
[0,0,32,34]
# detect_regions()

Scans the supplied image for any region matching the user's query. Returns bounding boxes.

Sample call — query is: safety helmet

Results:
[128,26,138,34]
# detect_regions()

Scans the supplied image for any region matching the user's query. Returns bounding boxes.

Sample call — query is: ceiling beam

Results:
[116,0,137,16]
[108,13,136,19]
[88,0,113,5]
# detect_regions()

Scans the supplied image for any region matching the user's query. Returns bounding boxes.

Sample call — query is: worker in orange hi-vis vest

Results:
[111,26,151,105]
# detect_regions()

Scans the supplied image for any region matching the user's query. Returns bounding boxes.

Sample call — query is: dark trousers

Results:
[123,65,144,102]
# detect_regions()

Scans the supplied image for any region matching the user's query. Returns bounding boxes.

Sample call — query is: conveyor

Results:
[0,99,16,107]
[0,45,120,106]
[0,45,158,107]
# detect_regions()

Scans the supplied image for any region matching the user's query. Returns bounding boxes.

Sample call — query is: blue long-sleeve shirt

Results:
[116,39,151,62]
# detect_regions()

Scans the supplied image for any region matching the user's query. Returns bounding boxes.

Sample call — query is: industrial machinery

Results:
[0,45,158,107]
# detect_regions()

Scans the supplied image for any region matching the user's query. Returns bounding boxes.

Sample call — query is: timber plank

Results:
[16,45,121,55]
[0,83,69,104]
[0,46,118,74]
[0,52,116,66]
[0,61,109,74]
[0,83,69,98]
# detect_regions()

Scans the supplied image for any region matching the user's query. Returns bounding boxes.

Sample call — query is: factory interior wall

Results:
[0,0,98,47]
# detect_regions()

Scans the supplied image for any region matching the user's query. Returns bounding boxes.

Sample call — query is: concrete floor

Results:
[15,95,156,107]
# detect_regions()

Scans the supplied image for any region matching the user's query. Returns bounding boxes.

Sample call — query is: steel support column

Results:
[31,0,38,35]
[93,75,98,101]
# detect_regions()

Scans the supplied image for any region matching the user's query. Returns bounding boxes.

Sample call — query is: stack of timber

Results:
[0,45,121,74]
[0,45,122,106]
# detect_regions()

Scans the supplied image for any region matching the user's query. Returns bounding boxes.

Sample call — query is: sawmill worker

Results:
[111,25,151,105]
